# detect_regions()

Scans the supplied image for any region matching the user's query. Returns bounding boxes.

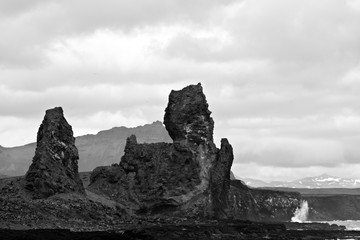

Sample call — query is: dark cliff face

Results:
[305,195,360,221]
[250,188,301,221]
[89,83,300,220]
[25,107,84,199]
[226,181,301,221]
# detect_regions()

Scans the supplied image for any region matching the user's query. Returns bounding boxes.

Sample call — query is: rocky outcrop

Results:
[305,195,360,220]
[164,83,214,148]
[90,84,227,216]
[90,134,203,214]
[89,83,300,220]
[210,138,234,218]
[250,188,301,221]
[25,107,84,198]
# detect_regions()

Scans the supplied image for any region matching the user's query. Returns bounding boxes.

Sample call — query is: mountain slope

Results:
[242,174,360,188]
[0,143,36,177]
[0,121,172,176]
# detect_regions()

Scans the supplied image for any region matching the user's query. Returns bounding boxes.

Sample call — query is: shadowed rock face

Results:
[89,84,300,220]
[210,138,234,218]
[25,107,84,199]
[90,83,231,217]
[164,83,214,147]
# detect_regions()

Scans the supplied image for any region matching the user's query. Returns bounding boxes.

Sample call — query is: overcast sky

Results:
[1,0,360,181]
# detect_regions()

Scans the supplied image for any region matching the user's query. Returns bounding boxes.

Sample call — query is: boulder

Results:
[25,107,84,198]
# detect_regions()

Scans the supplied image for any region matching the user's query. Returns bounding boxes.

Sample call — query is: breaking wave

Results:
[291,200,309,223]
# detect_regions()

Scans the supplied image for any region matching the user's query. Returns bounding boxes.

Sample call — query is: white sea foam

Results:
[320,220,360,231]
[291,200,309,223]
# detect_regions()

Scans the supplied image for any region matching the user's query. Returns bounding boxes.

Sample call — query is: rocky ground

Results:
[1,177,360,239]
[1,221,360,240]
[2,85,360,239]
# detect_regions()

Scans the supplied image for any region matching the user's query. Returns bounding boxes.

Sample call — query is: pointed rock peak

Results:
[221,138,229,146]
[25,107,84,198]
[210,137,234,218]
[164,83,214,146]
[45,106,63,115]
[127,134,138,145]
[123,135,138,154]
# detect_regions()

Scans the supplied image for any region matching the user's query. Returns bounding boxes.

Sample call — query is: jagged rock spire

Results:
[89,83,235,218]
[164,83,214,146]
[25,107,84,198]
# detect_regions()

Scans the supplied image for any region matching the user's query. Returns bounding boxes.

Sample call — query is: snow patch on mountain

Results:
[241,174,360,188]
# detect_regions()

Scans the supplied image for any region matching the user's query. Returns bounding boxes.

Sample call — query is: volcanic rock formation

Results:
[90,83,232,217]
[25,107,84,198]
[164,84,215,147]
[89,83,301,220]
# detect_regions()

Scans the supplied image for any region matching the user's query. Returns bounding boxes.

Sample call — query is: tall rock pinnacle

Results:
[25,107,84,198]
[164,83,214,147]
[210,138,234,218]
[90,83,234,218]
[89,83,301,221]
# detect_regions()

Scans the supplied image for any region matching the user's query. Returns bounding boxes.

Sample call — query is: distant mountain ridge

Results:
[242,174,360,188]
[0,121,172,176]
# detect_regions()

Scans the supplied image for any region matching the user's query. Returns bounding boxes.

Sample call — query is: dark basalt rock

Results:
[89,83,300,220]
[90,84,223,216]
[164,83,214,148]
[25,107,84,198]
[0,222,355,240]
[210,138,234,218]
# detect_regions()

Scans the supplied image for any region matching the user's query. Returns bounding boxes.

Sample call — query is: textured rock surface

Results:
[90,135,203,214]
[210,138,234,218]
[90,84,224,216]
[25,107,84,198]
[250,188,301,221]
[89,83,300,220]
[305,195,360,220]
[164,83,214,147]
[0,176,350,237]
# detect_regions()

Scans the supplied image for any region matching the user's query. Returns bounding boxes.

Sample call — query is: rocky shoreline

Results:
[2,84,358,239]
[1,220,359,240]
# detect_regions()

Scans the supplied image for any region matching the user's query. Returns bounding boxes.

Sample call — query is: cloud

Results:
[1,0,360,181]
[165,0,360,88]
[237,137,344,167]
[0,0,237,67]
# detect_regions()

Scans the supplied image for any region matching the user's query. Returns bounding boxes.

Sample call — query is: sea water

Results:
[290,200,360,230]
[320,220,360,231]
[291,200,309,222]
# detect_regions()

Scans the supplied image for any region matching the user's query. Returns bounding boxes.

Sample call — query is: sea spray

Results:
[291,200,309,222]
